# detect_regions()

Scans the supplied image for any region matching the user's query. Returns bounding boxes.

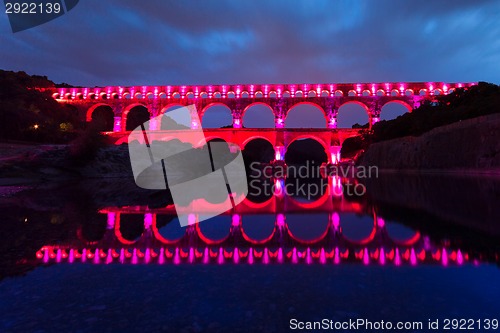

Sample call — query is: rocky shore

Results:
[359,113,500,172]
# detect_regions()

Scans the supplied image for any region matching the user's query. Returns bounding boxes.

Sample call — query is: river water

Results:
[0,173,499,332]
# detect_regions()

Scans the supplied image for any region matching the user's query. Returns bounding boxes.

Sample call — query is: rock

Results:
[359,113,500,171]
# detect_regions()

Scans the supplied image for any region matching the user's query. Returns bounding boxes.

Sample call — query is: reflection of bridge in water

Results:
[38,193,472,266]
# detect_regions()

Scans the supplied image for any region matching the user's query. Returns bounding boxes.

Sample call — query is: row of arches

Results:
[88,101,412,132]
[110,212,420,246]
[55,86,451,100]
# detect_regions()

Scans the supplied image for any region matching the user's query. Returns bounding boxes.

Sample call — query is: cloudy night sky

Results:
[1,0,500,127]
[1,0,500,86]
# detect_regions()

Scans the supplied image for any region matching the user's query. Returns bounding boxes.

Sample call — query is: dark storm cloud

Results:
[1,0,499,85]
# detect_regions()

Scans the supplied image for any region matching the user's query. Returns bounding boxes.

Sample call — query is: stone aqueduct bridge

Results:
[51,82,475,163]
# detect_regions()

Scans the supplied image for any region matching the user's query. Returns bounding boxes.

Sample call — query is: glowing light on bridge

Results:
[36,245,475,266]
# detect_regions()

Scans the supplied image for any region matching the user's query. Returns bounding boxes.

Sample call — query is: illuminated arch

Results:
[86,103,113,122]
[380,100,413,121]
[285,102,327,128]
[241,136,274,149]
[159,103,186,115]
[88,104,114,132]
[433,88,443,96]
[195,136,231,148]
[201,102,232,118]
[337,101,370,129]
[382,100,412,111]
[159,103,193,129]
[286,135,329,154]
[390,89,400,96]
[241,102,275,128]
[122,103,150,131]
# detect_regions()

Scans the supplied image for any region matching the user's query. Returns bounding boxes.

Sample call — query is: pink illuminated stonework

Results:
[47,82,476,165]
[49,81,475,132]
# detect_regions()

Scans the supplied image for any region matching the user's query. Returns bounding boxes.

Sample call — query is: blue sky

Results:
[1,0,499,127]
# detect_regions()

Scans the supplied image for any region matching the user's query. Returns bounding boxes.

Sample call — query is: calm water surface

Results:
[0,174,499,332]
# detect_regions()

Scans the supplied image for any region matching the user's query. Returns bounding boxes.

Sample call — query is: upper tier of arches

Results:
[52,82,475,100]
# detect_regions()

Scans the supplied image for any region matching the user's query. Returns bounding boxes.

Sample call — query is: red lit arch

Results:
[121,103,149,130]
[86,103,113,122]
[285,102,328,127]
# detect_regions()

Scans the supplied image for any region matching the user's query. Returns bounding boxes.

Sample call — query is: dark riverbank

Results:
[359,113,500,172]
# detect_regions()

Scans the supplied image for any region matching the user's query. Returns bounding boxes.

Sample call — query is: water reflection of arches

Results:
[114,214,144,245]
[80,214,108,243]
[285,178,331,210]
[39,208,487,266]
[195,215,232,245]
[339,213,376,245]
[100,210,430,248]
[284,137,328,166]
[385,221,421,246]
[152,215,185,245]
[242,138,275,177]
[240,215,276,244]
[286,213,330,244]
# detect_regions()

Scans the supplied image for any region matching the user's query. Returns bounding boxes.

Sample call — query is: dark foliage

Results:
[0,70,81,142]
[69,124,106,165]
[342,82,500,159]
[371,82,500,143]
